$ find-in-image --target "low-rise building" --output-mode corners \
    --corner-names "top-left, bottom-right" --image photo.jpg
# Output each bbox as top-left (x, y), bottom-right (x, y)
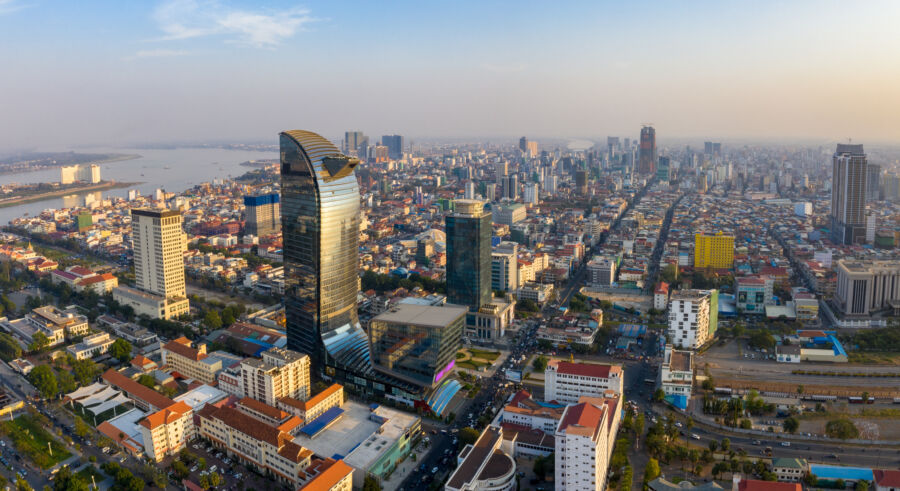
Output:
top-left (874, 469), bottom-right (900, 491)
top-left (500, 390), bottom-right (565, 433)
top-left (446, 426), bottom-right (516, 491)
top-left (515, 282), bottom-right (554, 305)
top-left (659, 344), bottom-right (693, 404)
top-left (771, 458), bottom-right (807, 483)
top-left (161, 337), bottom-right (241, 384)
top-left (544, 360), bottom-right (624, 404)
top-left (67, 332), bottom-right (115, 360)
top-left (298, 458), bottom-right (354, 491)
top-left (277, 384), bottom-right (344, 424)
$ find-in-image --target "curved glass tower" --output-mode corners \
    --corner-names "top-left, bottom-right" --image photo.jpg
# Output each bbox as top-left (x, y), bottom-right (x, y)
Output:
top-left (280, 130), bottom-right (370, 374)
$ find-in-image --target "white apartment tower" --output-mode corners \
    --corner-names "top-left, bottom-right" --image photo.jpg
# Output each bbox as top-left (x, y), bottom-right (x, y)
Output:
top-left (240, 347), bottom-right (311, 406)
top-left (667, 289), bottom-right (716, 349)
top-left (491, 241), bottom-right (519, 292)
top-left (555, 395), bottom-right (621, 491)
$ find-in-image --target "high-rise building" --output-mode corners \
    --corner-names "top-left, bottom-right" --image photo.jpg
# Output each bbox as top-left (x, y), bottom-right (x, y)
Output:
top-left (501, 174), bottom-right (518, 200)
top-left (575, 169), bottom-right (588, 195)
top-left (834, 260), bottom-right (900, 317)
top-left (464, 181), bottom-right (476, 199)
top-left (607, 136), bottom-right (619, 160)
top-left (60, 164), bottom-right (101, 184)
top-left (866, 164), bottom-right (882, 202)
top-left (380, 134), bottom-right (404, 160)
top-left (343, 131), bottom-right (368, 157)
top-left (638, 126), bottom-right (657, 175)
top-left (523, 182), bottom-right (539, 205)
top-left (244, 193), bottom-right (281, 236)
top-left (368, 304), bottom-right (466, 389)
top-left (667, 289), bottom-right (718, 349)
top-left (491, 241), bottom-right (519, 292)
top-left (113, 208), bottom-right (189, 320)
top-left (484, 183), bottom-right (497, 201)
top-left (555, 395), bottom-right (622, 491)
top-left (831, 144), bottom-right (868, 245)
top-left (446, 199), bottom-right (492, 312)
top-left (519, 136), bottom-right (528, 153)
top-left (240, 347), bottom-right (311, 406)
top-left (526, 140), bottom-right (538, 158)
top-left (693, 232), bottom-right (735, 269)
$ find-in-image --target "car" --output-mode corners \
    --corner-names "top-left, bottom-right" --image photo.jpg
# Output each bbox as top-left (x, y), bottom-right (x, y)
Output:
top-left (781, 442), bottom-right (791, 447)
top-left (191, 466), bottom-right (199, 472)
top-left (234, 473), bottom-right (242, 479)
top-left (210, 465), bottom-right (217, 472)
top-left (690, 433), bottom-right (701, 440)
top-left (431, 467), bottom-right (439, 474)
top-left (675, 422), bottom-right (683, 428)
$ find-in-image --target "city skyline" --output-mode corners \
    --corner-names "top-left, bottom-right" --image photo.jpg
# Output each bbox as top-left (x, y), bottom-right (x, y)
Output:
top-left (3, 1), bottom-right (900, 149)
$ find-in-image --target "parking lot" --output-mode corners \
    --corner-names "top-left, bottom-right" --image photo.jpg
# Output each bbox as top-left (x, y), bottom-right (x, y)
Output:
top-left (165, 439), bottom-right (280, 491)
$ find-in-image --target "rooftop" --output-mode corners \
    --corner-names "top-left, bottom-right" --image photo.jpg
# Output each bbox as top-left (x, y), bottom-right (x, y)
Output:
top-left (548, 360), bottom-right (621, 379)
top-left (298, 459), bottom-right (353, 491)
top-left (371, 303), bottom-right (467, 328)
top-left (102, 368), bottom-right (175, 410)
top-left (446, 427), bottom-right (503, 489)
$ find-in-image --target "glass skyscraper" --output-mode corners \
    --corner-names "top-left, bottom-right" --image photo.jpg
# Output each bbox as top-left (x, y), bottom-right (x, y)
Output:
top-left (281, 130), bottom-right (418, 397)
top-left (445, 199), bottom-right (492, 312)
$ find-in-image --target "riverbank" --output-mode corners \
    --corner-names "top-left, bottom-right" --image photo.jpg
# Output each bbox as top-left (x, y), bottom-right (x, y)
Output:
top-left (0, 153), bottom-right (141, 177)
top-left (0, 180), bottom-right (141, 208)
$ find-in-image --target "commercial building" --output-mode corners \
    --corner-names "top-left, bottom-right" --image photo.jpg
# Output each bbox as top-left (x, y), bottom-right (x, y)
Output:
top-left (7, 305), bottom-right (90, 347)
top-left (554, 395), bottom-right (621, 491)
top-left (544, 361), bottom-right (624, 404)
top-left (244, 193), bottom-right (281, 236)
top-left (575, 170), bottom-right (588, 195)
top-left (67, 332), bottom-right (115, 360)
top-left (638, 126), bottom-right (657, 175)
top-left (113, 208), bottom-right (189, 320)
top-left (277, 383), bottom-right (344, 424)
top-left (658, 344), bottom-right (693, 407)
top-left (830, 144), bottom-right (868, 245)
top-left (198, 404), bottom-right (313, 488)
top-left (241, 347), bottom-right (311, 406)
top-left (446, 426), bottom-right (516, 491)
top-left (834, 260), bottom-right (900, 317)
top-left (368, 304), bottom-right (466, 389)
top-left (668, 289), bottom-right (718, 349)
top-left (693, 232), bottom-right (734, 269)
top-left (515, 282), bottom-right (554, 305)
top-left (298, 459), bottom-right (354, 491)
top-left (492, 203), bottom-right (526, 226)
top-left (588, 256), bottom-right (616, 286)
top-left (500, 390), bottom-right (565, 433)
top-left (161, 337), bottom-right (241, 384)
top-left (735, 276), bottom-right (773, 314)
top-left (281, 130), bottom-right (417, 398)
top-left (343, 131), bottom-right (367, 157)
top-left (139, 401), bottom-right (195, 462)
top-left (771, 458), bottom-right (808, 483)
top-left (380, 134), bottom-right (404, 160)
top-left (447, 199), bottom-right (493, 312)
top-left (491, 242), bottom-right (519, 292)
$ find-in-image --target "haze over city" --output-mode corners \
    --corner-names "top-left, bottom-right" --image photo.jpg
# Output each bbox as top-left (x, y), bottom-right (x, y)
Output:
top-left (3, 0), bottom-right (900, 149)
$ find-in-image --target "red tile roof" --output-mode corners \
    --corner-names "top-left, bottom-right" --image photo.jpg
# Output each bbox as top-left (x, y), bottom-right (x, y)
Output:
top-left (140, 401), bottom-right (192, 430)
top-left (101, 368), bottom-right (174, 411)
top-left (875, 470), bottom-right (900, 487)
top-left (238, 397), bottom-right (290, 421)
top-left (299, 459), bottom-right (353, 491)
top-left (737, 480), bottom-right (801, 491)
top-left (552, 361), bottom-right (616, 378)
top-left (558, 401), bottom-right (606, 434)
top-left (163, 337), bottom-right (206, 361)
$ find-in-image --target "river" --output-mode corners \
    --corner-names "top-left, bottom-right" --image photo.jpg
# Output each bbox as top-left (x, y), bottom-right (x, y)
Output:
top-left (0, 147), bottom-right (277, 224)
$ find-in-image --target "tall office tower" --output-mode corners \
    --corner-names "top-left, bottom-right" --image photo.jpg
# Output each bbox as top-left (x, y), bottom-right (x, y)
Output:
top-left (624, 138), bottom-right (630, 149)
top-left (446, 199), bottom-right (492, 312)
top-left (380, 134), bottom-right (404, 160)
top-left (503, 175), bottom-right (518, 200)
top-left (243, 193), bottom-right (281, 236)
top-left (495, 161), bottom-right (508, 183)
top-left (866, 164), bottom-right (882, 202)
top-left (485, 183), bottom-right (497, 201)
top-left (830, 144), bottom-right (868, 245)
top-left (657, 156), bottom-right (670, 182)
top-left (884, 173), bottom-right (900, 201)
top-left (464, 181), bottom-right (476, 199)
top-left (113, 208), bottom-right (189, 319)
top-left (519, 136), bottom-right (528, 153)
top-left (546, 175), bottom-right (558, 195)
top-left (525, 141), bottom-right (538, 158)
top-left (523, 183), bottom-right (539, 205)
top-left (607, 136), bottom-right (619, 160)
top-left (575, 170), bottom-right (588, 195)
top-left (638, 125), bottom-right (657, 175)
top-left (343, 131), bottom-right (368, 157)
top-left (281, 130), bottom-right (417, 397)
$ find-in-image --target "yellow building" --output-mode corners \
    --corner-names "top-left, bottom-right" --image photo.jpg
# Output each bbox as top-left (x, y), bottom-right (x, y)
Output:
top-left (139, 401), bottom-right (195, 462)
top-left (694, 232), bottom-right (734, 269)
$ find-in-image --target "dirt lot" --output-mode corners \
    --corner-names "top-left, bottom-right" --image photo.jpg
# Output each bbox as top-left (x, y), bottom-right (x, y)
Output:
top-left (580, 290), bottom-right (653, 312)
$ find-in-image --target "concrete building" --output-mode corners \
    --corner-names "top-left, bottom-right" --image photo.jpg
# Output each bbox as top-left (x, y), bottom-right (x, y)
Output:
top-left (298, 459), bottom-right (354, 491)
top-left (241, 347), bottom-right (311, 406)
top-left (554, 395), bottom-right (621, 491)
top-left (277, 383), bottom-right (344, 424)
top-left (161, 337), bottom-right (241, 384)
top-left (515, 282), bottom-right (554, 305)
top-left (492, 203), bottom-right (526, 226)
top-left (544, 361), bottom-right (624, 404)
top-left (22, 305), bottom-right (89, 346)
top-left (244, 193), bottom-right (281, 237)
top-left (693, 232), bottom-right (734, 269)
top-left (446, 426), bottom-right (516, 491)
top-left (114, 208), bottom-right (189, 320)
top-left (834, 260), bottom-right (900, 317)
top-left (139, 401), bottom-right (195, 462)
top-left (658, 344), bottom-right (693, 400)
top-left (771, 458), bottom-right (808, 483)
top-left (491, 242), bottom-right (519, 292)
top-left (500, 390), bottom-right (565, 433)
top-left (667, 289), bottom-right (718, 349)
top-left (588, 256), bottom-right (616, 287)
top-left (736, 276), bottom-right (774, 314)
top-left (874, 469), bottom-right (900, 491)
top-left (638, 125), bottom-right (657, 175)
top-left (831, 144), bottom-right (868, 245)
top-left (67, 332), bottom-right (115, 360)
top-left (653, 282), bottom-right (670, 310)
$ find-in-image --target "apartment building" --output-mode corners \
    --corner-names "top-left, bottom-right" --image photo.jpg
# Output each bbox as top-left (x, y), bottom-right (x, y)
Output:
top-left (241, 347), bottom-right (311, 406)
top-left (139, 401), bottom-right (195, 462)
top-left (588, 256), bottom-right (617, 286)
top-left (277, 384), bottom-right (344, 424)
top-left (693, 232), bottom-right (734, 269)
top-left (66, 332), bottom-right (115, 360)
top-left (667, 289), bottom-right (718, 349)
top-left (298, 459), bottom-right (354, 491)
top-left (501, 390), bottom-right (565, 433)
top-left (544, 361), bottom-right (624, 405)
top-left (659, 344), bottom-right (693, 401)
top-left (491, 242), bottom-right (519, 292)
top-left (198, 404), bottom-right (313, 488)
top-left (555, 395), bottom-right (621, 491)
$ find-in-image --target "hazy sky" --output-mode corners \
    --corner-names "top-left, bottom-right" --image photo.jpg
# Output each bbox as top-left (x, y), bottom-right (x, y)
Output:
top-left (2, 0), bottom-right (900, 150)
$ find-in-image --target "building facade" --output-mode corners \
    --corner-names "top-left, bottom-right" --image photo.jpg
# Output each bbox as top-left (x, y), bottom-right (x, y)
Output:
top-left (544, 361), bottom-right (624, 404)
top-left (445, 426), bottom-right (516, 491)
top-left (446, 199), bottom-right (493, 313)
top-left (241, 347), bottom-right (311, 406)
top-left (693, 232), bottom-right (734, 269)
top-left (834, 260), bottom-right (900, 316)
top-left (668, 289), bottom-right (718, 349)
top-left (831, 144), bottom-right (868, 245)
top-left (638, 126), bottom-right (657, 175)
top-left (491, 242), bottom-right (519, 292)
top-left (555, 395), bottom-right (621, 491)
top-left (139, 401), bottom-right (195, 462)
top-left (659, 344), bottom-right (693, 399)
top-left (244, 193), bottom-right (281, 237)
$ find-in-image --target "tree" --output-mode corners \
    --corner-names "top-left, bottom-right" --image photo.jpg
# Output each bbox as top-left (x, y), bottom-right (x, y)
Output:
top-left (29, 331), bottom-right (50, 353)
top-left (52, 466), bottom-right (89, 491)
top-left (825, 418), bottom-right (859, 440)
top-left (797, 384), bottom-right (804, 396)
top-left (748, 329), bottom-right (775, 350)
top-left (108, 338), bottom-right (133, 363)
top-left (855, 481), bottom-right (869, 491)
top-left (783, 417), bottom-right (799, 434)
top-left (533, 453), bottom-right (554, 480)
top-left (537, 339), bottom-right (553, 351)
top-left (459, 427), bottom-right (479, 449)
top-left (0, 332), bottom-right (22, 362)
top-left (708, 440), bottom-right (718, 452)
top-left (28, 364), bottom-right (58, 398)
top-left (197, 457), bottom-right (206, 470)
top-left (171, 461), bottom-right (189, 480)
top-left (137, 374), bottom-right (156, 389)
top-left (532, 355), bottom-right (548, 371)
top-left (207, 472), bottom-right (222, 488)
top-left (73, 416), bottom-right (91, 438)
top-left (15, 477), bottom-right (33, 491)
top-left (621, 464), bottom-right (633, 490)
top-left (57, 370), bottom-right (78, 393)
top-left (362, 474), bottom-right (381, 491)
top-left (721, 437), bottom-right (730, 452)
top-left (652, 388), bottom-right (665, 403)
top-left (203, 310), bottom-right (222, 330)
top-left (642, 458), bottom-right (661, 487)
top-left (740, 419), bottom-right (752, 429)
top-left (72, 359), bottom-right (99, 386)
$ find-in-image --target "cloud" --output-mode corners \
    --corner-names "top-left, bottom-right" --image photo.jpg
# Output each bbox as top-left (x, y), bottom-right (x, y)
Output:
top-left (0, 0), bottom-right (26, 15)
top-left (124, 49), bottom-right (189, 61)
top-left (152, 0), bottom-right (315, 48)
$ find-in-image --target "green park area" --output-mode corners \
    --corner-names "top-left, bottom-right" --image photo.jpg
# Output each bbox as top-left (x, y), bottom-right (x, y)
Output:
top-left (77, 465), bottom-right (107, 485)
top-left (2, 414), bottom-right (71, 469)
top-left (456, 348), bottom-right (501, 371)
